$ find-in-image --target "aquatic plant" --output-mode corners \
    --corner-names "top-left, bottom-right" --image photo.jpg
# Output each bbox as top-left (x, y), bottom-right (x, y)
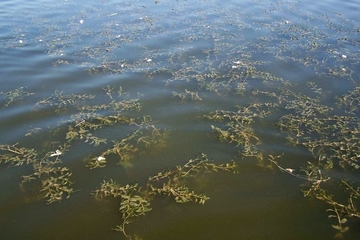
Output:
top-left (0, 85), bottom-right (168, 204)
top-left (172, 89), bottom-right (202, 101)
top-left (1, 0), bottom-right (360, 238)
top-left (148, 153), bottom-right (238, 204)
top-left (205, 101), bottom-right (275, 161)
top-left (203, 77), bottom-right (360, 237)
top-left (92, 154), bottom-right (238, 239)
top-left (0, 87), bottom-right (34, 107)
top-left (0, 143), bottom-right (74, 204)
top-left (86, 117), bottom-right (169, 169)
top-left (93, 180), bottom-right (151, 239)
top-left (269, 85), bottom-right (360, 236)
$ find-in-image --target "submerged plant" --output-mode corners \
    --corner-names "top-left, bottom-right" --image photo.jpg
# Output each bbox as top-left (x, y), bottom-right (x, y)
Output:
top-left (204, 78), bottom-right (360, 236)
top-left (0, 143), bottom-right (38, 166)
top-left (86, 118), bottom-right (169, 169)
top-left (93, 180), bottom-right (151, 239)
top-left (172, 89), bottom-right (202, 101)
top-left (206, 102), bottom-right (274, 159)
top-left (0, 144), bottom-right (74, 204)
top-left (272, 85), bottom-right (360, 235)
top-left (36, 90), bottom-right (95, 109)
top-left (1, 0), bottom-right (360, 237)
top-left (0, 87), bottom-right (34, 107)
top-left (92, 154), bottom-right (238, 239)
top-left (148, 153), bottom-right (237, 204)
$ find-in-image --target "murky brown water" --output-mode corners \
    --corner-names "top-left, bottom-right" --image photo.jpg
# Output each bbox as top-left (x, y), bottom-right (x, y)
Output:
top-left (1, 0), bottom-right (360, 239)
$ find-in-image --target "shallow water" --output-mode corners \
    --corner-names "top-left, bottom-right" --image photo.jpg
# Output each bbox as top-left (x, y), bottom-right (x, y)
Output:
top-left (1, 0), bottom-right (360, 239)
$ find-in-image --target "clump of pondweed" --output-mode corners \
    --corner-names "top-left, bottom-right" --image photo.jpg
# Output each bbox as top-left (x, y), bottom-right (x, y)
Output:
top-left (205, 102), bottom-right (276, 160)
top-left (272, 84), bottom-right (360, 235)
top-left (206, 81), bottom-right (360, 235)
top-left (41, 87), bottom-right (169, 170)
top-left (36, 90), bottom-right (95, 109)
top-left (0, 87), bottom-right (34, 107)
top-left (147, 153), bottom-right (238, 204)
top-left (337, 85), bottom-right (360, 114)
top-left (0, 143), bottom-right (74, 204)
top-left (277, 85), bottom-right (360, 170)
top-left (172, 89), bottom-right (202, 101)
top-left (93, 180), bottom-right (151, 239)
top-left (92, 154), bottom-right (238, 239)
top-left (0, 85), bottom-right (169, 205)
top-left (302, 179), bottom-right (360, 236)
top-left (86, 116), bottom-right (169, 169)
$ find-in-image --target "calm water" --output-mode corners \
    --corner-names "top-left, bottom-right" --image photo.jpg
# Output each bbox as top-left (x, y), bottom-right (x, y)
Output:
top-left (1, 0), bottom-right (360, 239)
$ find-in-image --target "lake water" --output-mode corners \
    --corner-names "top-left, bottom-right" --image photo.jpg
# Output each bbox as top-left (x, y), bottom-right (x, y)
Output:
top-left (1, 0), bottom-right (360, 239)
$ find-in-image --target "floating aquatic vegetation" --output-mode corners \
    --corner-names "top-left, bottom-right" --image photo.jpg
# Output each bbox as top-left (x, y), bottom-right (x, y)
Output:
top-left (136, 123), bottom-right (169, 151)
top-left (267, 84), bottom-right (360, 235)
top-left (204, 74), bottom-right (360, 235)
top-left (55, 89), bottom-right (141, 149)
top-left (36, 90), bottom-right (95, 107)
top-left (93, 154), bottom-right (238, 239)
top-left (0, 144), bottom-right (38, 166)
top-left (337, 86), bottom-right (360, 114)
top-left (278, 87), bottom-right (360, 171)
top-left (0, 143), bottom-right (74, 204)
top-left (1, 0), bottom-right (360, 238)
top-left (86, 116), bottom-right (169, 169)
top-left (0, 87), bottom-right (34, 107)
top-left (147, 153), bottom-right (238, 204)
top-left (205, 101), bottom-right (277, 158)
top-left (93, 180), bottom-right (151, 239)
top-left (66, 123), bottom-right (108, 147)
top-left (86, 130), bottom-right (140, 169)
top-left (0, 85), bottom-right (167, 203)
top-left (172, 89), bottom-right (202, 101)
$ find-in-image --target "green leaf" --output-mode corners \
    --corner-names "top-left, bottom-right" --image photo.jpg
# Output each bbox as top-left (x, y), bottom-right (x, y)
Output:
top-left (339, 218), bottom-right (347, 224)
top-left (331, 225), bottom-right (341, 230)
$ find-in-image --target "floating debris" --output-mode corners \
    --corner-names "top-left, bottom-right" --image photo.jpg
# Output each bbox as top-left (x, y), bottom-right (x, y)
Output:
top-left (50, 150), bottom-right (62, 157)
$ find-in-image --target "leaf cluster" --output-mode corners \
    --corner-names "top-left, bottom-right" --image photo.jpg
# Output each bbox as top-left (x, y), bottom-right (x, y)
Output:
top-left (148, 154), bottom-right (238, 203)
top-left (0, 144), bottom-right (38, 166)
top-left (0, 87), bottom-right (34, 107)
top-left (93, 154), bottom-right (238, 239)
top-left (0, 144), bottom-right (74, 204)
top-left (93, 180), bottom-right (151, 239)
top-left (36, 90), bottom-right (95, 109)
top-left (86, 121), bottom-right (168, 169)
top-left (269, 85), bottom-right (360, 233)
top-left (206, 103), bottom-right (269, 156)
top-left (172, 89), bottom-right (202, 101)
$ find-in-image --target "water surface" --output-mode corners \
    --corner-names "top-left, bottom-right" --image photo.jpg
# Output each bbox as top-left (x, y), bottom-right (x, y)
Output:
top-left (1, 0), bottom-right (360, 239)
